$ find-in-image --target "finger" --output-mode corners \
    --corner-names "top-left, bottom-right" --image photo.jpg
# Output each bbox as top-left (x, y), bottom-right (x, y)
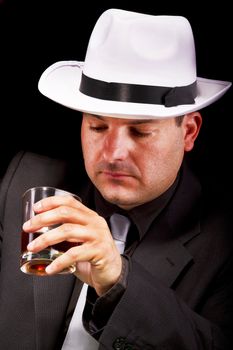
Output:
top-left (33, 195), bottom-right (93, 215)
top-left (45, 245), bottom-right (99, 275)
top-left (23, 204), bottom-right (95, 232)
top-left (26, 223), bottom-right (89, 252)
top-left (45, 246), bottom-right (80, 275)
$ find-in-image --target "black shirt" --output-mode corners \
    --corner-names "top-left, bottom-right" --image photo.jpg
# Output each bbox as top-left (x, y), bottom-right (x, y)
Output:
top-left (83, 173), bottom-right (180, 337)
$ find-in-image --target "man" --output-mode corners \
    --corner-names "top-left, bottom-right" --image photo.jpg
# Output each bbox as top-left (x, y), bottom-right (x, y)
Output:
top-left (0, 9), bottom-right (232, 350)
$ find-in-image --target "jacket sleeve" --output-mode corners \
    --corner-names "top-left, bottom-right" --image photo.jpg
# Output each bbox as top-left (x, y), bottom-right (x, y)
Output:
top-left (94, 256), bottom-right (233, 350)
top-left (0, 151), bottom-right (25, 271)
top-left (0, 223), bottom-right (2, 269)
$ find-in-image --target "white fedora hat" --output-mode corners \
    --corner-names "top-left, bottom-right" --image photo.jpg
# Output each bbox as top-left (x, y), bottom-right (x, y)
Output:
top-left (38, 9), bottom-right (231, 119)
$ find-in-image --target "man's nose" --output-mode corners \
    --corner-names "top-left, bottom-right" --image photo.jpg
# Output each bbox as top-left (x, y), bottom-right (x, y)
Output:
top-left (103, 129), bottom-right (130, 161)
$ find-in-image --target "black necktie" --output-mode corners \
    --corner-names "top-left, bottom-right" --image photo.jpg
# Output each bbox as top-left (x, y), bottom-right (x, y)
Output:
top-left (109, 213), bottom-right (131, 254)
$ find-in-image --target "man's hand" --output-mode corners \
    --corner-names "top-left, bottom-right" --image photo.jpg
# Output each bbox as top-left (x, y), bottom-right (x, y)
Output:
top-left (23, 195), bottom-right (122, 296)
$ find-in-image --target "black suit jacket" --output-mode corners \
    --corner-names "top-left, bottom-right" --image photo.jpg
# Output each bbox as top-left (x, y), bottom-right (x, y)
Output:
top-left (0, 151), bottom-right (232, 350)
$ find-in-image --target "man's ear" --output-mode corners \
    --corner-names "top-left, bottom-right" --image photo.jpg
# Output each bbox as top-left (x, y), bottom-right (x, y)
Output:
top-left (183, 112), bottom-right (202, 152)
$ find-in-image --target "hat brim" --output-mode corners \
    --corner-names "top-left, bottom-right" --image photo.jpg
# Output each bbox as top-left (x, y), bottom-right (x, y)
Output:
top-left (38, 61), bottom-right (231, 119)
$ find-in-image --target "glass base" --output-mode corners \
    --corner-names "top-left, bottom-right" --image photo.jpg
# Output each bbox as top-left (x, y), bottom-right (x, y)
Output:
top-left (20, 250), bottom-right (76, 276)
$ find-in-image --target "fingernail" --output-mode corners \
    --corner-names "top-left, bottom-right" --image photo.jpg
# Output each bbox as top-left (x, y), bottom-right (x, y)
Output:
top-left (27, 241), bottom-right (34, 250)
top-left (23, 220), bottom-right (31, 230)
top-left (46, 264), bottom-right (54, 274)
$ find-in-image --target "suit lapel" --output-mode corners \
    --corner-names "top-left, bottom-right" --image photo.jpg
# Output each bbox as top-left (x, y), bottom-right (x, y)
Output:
top-left (133, 214), bottom-right (200, 287)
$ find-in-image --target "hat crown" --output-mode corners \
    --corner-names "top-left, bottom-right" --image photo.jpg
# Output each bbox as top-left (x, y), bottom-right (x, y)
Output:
top-left (38, 8), bottom-right (231, 119)
top-left (84, 9), bottom-right (196, 87)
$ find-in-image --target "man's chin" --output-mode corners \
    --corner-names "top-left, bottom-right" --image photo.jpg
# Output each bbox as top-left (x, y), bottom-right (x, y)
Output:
top-left (95, 181), bottom-right (140, 208)
top-left (100, 192), bottom-right (138, 210)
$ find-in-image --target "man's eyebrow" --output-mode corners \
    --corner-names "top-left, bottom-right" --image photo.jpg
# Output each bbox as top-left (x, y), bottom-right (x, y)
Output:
top-left (88, 114), bottom-right (104, 120)
top-left (129, 120), bottom-right (155, 125)
top-left (86, 114), bottom-right (156, 125)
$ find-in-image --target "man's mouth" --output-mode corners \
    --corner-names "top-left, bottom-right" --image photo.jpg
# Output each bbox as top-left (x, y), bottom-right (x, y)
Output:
top-left (101, 171), bottom-right (133, 179)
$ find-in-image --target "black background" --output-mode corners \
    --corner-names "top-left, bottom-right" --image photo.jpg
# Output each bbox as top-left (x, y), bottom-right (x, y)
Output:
top-left (0, 0), bottom-right (232, 200)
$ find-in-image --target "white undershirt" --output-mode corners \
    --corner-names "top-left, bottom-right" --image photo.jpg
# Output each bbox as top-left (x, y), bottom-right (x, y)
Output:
top-left (61, 283), bottom-right (99, 349)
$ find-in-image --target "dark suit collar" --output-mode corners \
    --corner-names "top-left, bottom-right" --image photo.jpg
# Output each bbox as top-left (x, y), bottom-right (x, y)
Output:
top-left (165, 160), bottom-right (201, 244)
top-left (132, 162), bottom-right (201, 287)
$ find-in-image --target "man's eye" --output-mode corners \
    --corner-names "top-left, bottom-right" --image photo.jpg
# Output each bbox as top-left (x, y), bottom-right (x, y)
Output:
top-left (130, 128), bottom-right (151, 138)
top-left (89, 125), bottom-right (107, 132)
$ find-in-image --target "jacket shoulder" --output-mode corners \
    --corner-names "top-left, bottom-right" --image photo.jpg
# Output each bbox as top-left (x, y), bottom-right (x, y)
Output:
top-left (0, 151), bottom-right (68, 222)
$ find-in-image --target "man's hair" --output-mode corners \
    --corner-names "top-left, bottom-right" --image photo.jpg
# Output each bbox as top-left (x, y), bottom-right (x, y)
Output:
top-left (175, 115), bottom-right (184, 126)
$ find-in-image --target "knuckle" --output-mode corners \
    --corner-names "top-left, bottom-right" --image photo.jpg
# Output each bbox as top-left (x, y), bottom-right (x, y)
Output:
top-left (58, 205), bottom-right (69, 218)
top-left (40, 232), bottom-right (49, 244)
top-left (98, 215), bottom-right (108, 227)
top-left (66, 248), bottom-right (77, 260)
top-left (62, 223), bottom-right (74, 233)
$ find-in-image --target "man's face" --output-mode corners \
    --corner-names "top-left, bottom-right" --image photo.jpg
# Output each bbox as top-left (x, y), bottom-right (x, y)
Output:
top-left (81, 113), bottom-right (197, 210)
